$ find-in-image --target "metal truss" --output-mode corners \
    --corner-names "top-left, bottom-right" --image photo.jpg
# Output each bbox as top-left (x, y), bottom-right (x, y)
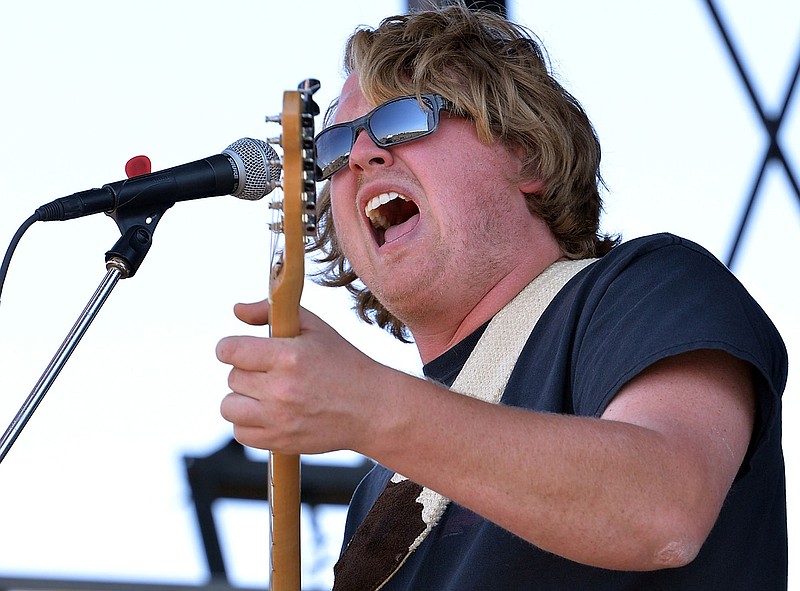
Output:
top-left (703, 0), bottom-right (799, 267)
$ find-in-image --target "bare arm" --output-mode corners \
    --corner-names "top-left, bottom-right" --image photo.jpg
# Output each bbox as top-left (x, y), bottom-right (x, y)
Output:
top-left (365, 348), bottom-right (754, 570)
top-left (217, 303), bottom-right (755, 571)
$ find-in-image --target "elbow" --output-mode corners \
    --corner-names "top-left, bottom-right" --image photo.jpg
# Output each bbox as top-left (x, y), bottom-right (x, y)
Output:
top-left (638, 474), bottom-right (722, 570)
top-left (646, 510), bottom-right (712, 570)
top-left (651, 537), bottom-right (703, 569)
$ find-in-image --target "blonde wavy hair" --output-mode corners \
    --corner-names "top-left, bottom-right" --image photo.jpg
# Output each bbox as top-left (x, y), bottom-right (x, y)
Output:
top-left (311, 3), bottom-right (617, 341)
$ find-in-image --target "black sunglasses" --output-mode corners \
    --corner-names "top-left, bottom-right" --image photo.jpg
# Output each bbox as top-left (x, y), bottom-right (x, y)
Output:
top-left (314, 93), bottom-right (452, 181)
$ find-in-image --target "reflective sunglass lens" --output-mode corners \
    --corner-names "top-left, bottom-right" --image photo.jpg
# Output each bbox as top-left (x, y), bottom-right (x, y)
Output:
top-left (369, 98), bottom-right (432, 145)
top-left (316, 126), bottom-right (353, 180)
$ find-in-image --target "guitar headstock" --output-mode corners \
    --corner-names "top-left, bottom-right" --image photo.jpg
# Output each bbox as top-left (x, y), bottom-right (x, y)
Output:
top-left (266, 79), bottom-right (320, 338)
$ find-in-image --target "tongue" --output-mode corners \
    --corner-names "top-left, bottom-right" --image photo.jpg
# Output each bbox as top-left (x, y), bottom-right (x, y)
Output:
top-left (383, 213), bottom-right (420, 244)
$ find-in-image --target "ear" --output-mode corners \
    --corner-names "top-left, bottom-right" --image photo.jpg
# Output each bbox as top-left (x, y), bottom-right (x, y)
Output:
top-left (519, 177), bottom-right (545, 195)
top-left (510, 143), bottom-right (545, 195)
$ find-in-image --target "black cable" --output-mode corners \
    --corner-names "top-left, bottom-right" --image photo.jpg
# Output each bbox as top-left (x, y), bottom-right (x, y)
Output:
top-left (0, 212), bottom-right (40, 306)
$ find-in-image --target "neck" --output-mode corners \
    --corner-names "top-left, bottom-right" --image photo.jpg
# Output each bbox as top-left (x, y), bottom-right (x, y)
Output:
top-left (410, 252), bottom-right (563, 364)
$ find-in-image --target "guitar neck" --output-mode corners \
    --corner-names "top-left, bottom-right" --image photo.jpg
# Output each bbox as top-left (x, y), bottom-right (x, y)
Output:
top-left (267, 80), bottom-right (319, 591)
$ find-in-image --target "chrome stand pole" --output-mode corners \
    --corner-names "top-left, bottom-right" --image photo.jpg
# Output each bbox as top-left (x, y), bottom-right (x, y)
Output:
top-left (0, 258), bottom-right (130, 464)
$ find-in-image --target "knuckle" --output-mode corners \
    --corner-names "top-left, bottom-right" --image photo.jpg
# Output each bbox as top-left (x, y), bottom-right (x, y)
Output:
top-left (278, 343), bottom-right (303, 371)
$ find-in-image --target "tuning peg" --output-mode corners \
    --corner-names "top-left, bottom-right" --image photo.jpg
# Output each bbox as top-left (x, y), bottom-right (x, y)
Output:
top-left (298, 78), bottom-right (321, 94)
top-left (303, 214), bottom-right (317, 235)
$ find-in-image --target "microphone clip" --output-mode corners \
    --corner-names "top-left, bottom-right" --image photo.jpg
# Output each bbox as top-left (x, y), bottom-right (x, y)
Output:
top-left (104, 202), bottom-right (172, 278)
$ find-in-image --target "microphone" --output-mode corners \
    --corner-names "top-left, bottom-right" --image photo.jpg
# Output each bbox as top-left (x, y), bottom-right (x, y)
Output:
top-left (35, 138), bottom-right (281, 222)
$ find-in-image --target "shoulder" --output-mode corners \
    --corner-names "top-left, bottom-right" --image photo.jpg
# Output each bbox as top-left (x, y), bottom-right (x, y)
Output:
top-left (572, 233), bottom-right (771, 329)
top-left (551, 233), bottom-right (787, 412)
top-left (588, 232), bottom-right (727, 279)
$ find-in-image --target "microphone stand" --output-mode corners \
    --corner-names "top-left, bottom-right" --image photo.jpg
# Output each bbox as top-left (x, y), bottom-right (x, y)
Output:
top-left (0, 204), bottom-right (170, 464)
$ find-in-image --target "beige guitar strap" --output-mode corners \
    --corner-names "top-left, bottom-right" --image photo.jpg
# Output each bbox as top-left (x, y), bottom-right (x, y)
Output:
top-left (333, 258), bottom-right (597, 591)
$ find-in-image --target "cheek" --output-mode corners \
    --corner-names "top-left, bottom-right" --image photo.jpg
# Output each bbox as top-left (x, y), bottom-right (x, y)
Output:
top-left (329, 182), bottom-right (364, 258)
top-left (329, 179), bottom-right (354, 229)
top-left (416, 124), bottom-right (518, 190)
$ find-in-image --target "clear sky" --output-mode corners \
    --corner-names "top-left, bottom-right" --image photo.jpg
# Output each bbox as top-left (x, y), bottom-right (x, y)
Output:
top-left (0, 1), bottom-right (797, 589)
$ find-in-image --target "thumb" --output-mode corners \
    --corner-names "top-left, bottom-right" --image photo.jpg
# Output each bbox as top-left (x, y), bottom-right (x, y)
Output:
top-left (233, 298), bottom-right (270, 326)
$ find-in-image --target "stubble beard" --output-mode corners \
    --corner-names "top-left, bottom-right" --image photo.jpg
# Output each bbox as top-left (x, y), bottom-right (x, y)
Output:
top-left (367, 251), bottom-right (450, 332)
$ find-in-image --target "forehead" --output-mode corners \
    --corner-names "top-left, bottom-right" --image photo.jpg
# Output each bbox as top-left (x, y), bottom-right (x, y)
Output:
top-left (333, 74), bottom-right (377, 124)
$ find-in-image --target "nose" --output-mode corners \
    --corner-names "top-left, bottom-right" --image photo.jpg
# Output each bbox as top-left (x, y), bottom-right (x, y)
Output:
top-left (347, 127), bottom-right (394, 175)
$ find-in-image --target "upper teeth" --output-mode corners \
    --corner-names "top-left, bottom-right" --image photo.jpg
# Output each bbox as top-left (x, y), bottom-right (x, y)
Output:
top-left (365, 191), bottom-right (409, 229)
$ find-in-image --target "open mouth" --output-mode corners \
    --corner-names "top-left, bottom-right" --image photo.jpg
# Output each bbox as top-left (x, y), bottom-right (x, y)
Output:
top-left (365, 191), bottom-right (420, 246)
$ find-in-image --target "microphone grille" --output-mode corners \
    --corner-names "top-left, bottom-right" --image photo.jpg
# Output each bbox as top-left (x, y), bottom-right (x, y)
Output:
top-left (224, 138), bottom-right (281, 201)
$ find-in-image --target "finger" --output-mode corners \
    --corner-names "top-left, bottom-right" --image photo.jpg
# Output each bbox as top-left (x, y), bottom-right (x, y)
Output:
top-left (234, 299), bottom-right (270, 326)
top-left (225, 366), bottom-right (266, 400)
top-left (216, 335), bottom-right (283, 371)
top-left (220, 392), bottom-right (295, 452)
top-left (220, 390), bottom-right (264, 426)
top-left (231, 425), bottom-right (271, 451)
